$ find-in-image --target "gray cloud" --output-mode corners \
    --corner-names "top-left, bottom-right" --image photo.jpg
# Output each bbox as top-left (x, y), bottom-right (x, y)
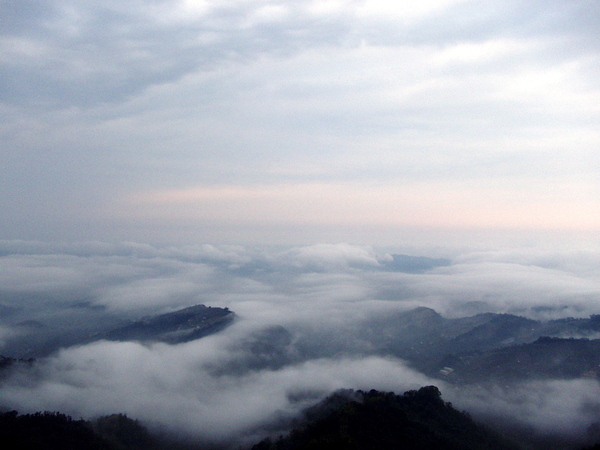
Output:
top-left (1, 1), bottom-right (598, 243)
top-left (0, 0), bottom-right (358, 108)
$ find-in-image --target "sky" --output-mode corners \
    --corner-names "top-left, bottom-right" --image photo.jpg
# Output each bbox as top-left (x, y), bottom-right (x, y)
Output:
top-left (1, 0), bottom-right (599, 248)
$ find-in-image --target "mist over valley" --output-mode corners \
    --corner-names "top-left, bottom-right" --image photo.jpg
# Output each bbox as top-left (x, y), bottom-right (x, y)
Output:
top-left (0, 241), bottom-right (599, 448)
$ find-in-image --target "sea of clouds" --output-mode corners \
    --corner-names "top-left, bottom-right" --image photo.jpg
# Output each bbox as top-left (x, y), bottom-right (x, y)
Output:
top-left (0, 240), bottom-right (599, 446)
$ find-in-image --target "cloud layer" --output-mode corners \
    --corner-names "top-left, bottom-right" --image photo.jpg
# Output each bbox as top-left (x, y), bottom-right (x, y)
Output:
top-left (1, 241), bottom-right (600, 445)
top-left (1, 0), bottom-right (599, 244)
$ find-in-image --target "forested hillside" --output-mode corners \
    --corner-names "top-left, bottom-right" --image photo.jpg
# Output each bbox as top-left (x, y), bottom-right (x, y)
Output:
top-left (252, 387), bottom-right (518, 450)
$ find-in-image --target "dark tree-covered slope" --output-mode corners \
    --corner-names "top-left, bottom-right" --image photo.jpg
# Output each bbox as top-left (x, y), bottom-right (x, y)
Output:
top-left (0, 410), bottom-right (161, 450)
top-left (0, 410), bottom-right (112, 450)
top-left (252, 386), bottom-right (518, 450)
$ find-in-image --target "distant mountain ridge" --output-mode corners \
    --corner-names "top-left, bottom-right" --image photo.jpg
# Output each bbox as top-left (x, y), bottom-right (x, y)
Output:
top-left (0, 304), bottom-right (235, 359)
top-left (102, 304), bottom-right (234, 344)
top-left (359, 307), bottom-right (600, 383)
top-left (438, 337), bottom-right (600, 384)
top-left (4, 303), bottom-right (600, 387)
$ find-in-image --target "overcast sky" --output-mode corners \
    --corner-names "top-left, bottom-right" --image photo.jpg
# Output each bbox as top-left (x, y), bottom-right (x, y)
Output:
top-left (1, 0), bottom-right (599, 247)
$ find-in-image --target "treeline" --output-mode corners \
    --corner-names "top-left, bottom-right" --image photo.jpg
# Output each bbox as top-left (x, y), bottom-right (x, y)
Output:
top-left (0, 411), bottom-right (153, 450)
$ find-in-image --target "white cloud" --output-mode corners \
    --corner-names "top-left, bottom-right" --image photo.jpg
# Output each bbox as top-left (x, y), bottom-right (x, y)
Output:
top-left (357, 0), bottom-right (469, 20)
top-left (0, 339), bottom-right (435, 442)
top-left (450, 379), bottom-right (600, 437)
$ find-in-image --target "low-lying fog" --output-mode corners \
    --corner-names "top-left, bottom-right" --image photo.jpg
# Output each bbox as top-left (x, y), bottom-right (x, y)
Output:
top-left (0, 241), bottom-right (599, 446)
